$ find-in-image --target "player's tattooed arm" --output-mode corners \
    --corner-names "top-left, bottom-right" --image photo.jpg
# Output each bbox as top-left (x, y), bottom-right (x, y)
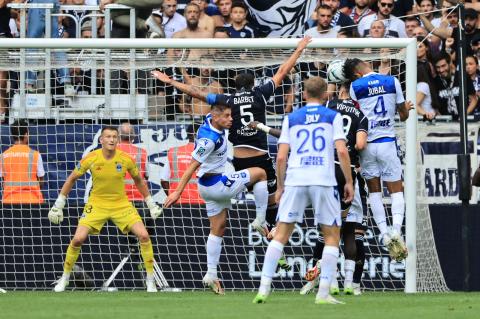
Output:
top-left (151, 70), bottom-right (209, 102)
top-left (248, 121), bottom-right (281, 138)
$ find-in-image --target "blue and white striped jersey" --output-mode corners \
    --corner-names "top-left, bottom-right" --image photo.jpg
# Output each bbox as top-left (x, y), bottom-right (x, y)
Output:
top-left (191, 114), bottom-right (228, 177)
top-left (278, 104), bottom-right (345, 186)
top-left (349, 72), bottom-right (404, 142)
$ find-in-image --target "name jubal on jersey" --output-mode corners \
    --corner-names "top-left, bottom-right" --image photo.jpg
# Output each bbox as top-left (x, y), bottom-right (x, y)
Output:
top-left (349, 72), bottom-right (404, 142)
top-left (278, 104), bottom-right (346, 186)
top-left (191, 114), bottom-right (228, 177)
top-left (206, 79), bottom-right (275, 152)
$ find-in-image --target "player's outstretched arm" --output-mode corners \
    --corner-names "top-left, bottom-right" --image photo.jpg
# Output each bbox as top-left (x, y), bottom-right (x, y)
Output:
top-left (163, 159), bottom-right (201, 208)
top-left (397, 101), bottom-right (414, 122)
top-left (248, 121), bottom-right (281, 138)
top-left (335, 140), bottom-right (354, 203)
top-left (151, 70), bottom-right (209, 102)
top-left (271, 36), bottom-right (312, 87)
top-left (48, 171), bottom-right (81, 224)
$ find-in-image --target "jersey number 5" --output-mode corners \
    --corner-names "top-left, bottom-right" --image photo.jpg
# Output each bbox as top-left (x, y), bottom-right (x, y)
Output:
top-left (240, 104), bottom-right (254, 126)
top-left (374, 96), bottom-right (387, 116)
top-left (296, 127), bottom-right (325, 154)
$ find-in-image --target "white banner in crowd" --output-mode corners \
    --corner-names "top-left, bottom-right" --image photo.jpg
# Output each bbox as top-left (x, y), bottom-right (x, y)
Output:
top-left (418, 123), bottom-right (480, 204)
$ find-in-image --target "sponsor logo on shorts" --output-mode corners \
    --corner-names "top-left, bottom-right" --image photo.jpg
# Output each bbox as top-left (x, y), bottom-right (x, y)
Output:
top-left (267, 179), bottom-right (276, 187)
top-left (288, 211), bottom-right (299, 218)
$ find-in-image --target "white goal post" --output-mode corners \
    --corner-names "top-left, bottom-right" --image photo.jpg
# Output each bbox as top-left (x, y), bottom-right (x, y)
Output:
top-left (0, 37), bottom-right (436, 293)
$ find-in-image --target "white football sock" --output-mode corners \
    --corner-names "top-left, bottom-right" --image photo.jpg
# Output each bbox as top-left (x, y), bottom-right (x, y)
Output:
top-left (206, 234), bottom-right (223, 279)
top-left (391, 192), bottom-right (405, 234)
top-left (258, 240), bottom-right (284, 294)
top-left (369, 192), bottom-right (388, 235)
top-left (253, 180), bottom-right (268, 223)
top-left (317, 245), bottom-right (339, 299)
top-left (344, 259), bottom-right (355, 287)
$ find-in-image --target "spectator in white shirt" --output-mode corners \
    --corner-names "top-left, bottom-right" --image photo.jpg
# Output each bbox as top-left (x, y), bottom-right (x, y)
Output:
top-left (358, 0), bottom-right (407, 38)
top-left (154, 0), bottom-right (187, 38)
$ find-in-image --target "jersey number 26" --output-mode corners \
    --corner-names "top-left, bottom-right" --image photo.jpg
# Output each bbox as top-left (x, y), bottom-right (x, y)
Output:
top-left (296, 127), bottom-right (325, 154)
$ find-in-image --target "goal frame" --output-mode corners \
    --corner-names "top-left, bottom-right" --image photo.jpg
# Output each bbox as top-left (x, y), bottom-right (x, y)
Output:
top-left (0, 37), bottom-right (418, 293)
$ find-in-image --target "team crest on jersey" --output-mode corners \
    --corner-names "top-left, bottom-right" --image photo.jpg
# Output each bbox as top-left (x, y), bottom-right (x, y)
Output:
top-left (116, 163), bottom-right (122, 172)
top-left (196, 147), bottom-right (206, 157)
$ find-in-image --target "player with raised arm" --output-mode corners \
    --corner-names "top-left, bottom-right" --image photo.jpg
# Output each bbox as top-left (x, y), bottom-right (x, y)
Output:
top-left (252, 77), bottom-right (354, 305)
top-left (343, 58), bottom-right (414, 262)
top-left (154, 36), bottom-right (311, 240)
top-left (48, 126), bottom-right (163, 293)
top-left (162, 103), bottom-right (268, 295)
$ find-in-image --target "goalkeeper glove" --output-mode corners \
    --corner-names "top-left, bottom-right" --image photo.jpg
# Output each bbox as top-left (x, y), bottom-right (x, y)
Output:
top-left (48, 194), bottom-right (66, 224)
top-left (145, 196), bottom-right (162, 219)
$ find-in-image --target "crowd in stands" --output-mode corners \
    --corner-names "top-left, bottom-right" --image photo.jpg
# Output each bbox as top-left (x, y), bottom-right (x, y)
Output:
top-left (1, 0), bottom-right (480, 122)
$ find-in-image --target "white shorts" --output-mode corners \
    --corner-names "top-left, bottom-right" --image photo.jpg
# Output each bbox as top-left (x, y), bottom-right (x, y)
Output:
top-left (359, 140), bottom-right (402, 182)
top-left (346, 180), bottom-right (364, 224)
top-left (198, 169), bottom-right (250, 217)
top-left (277, 185), bottom-right (341, 226)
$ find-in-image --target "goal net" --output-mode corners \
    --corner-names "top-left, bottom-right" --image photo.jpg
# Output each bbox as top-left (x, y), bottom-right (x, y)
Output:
top-left (0, 38), bottom-right (448, 292)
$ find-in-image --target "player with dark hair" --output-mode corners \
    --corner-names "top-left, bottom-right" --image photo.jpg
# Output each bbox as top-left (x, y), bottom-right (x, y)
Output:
top-left (162, 103), bottom-right (268, 294)
top-left (343, 58), bottom-right (413, 261)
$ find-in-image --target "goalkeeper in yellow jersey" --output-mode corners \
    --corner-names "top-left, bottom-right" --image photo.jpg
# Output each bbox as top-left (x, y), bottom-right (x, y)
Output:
top-left (48, 126), bottom-right (163, 292)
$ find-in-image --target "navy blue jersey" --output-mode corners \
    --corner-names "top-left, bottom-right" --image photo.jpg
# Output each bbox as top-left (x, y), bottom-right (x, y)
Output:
top-left (206, 79), bottom-right (276, 152)
top-left (226, 24), bottom-right (257, 38)
top-left (327, 98), bottom-right (368, 166)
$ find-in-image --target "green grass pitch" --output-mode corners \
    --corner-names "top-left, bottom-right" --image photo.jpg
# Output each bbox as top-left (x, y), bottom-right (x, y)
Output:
top-left (2, 291), bottom-right (479, 319)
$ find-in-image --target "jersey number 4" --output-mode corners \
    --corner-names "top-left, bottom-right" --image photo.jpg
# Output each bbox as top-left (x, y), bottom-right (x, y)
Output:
top-left (240, 104), bottom-right (254, 126)
top-left (373, 96), bottom-right (387, 116)
top-left (296, 127), bottom-right (325, 154)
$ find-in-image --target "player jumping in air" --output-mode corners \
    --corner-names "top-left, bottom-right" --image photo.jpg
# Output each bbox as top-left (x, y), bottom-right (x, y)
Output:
top-left (162, 103), bottom-right (268, 295)
top-left (48, 126), bottom-right (163, 292)
top-left (343, 58), bottom-right (414, 262)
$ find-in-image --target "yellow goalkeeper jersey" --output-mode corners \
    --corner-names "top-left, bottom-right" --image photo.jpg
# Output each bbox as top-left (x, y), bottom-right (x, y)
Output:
top-left (74, 149), bottom-right (140, 208)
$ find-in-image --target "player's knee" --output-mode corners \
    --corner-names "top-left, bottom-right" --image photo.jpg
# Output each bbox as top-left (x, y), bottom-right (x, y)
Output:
top-left (137, 231), bottom-right (150, 243)
top-left (387, 181), bottom-right (403, 193)
top-left (323, 229), bottom-right (340, 246)
top-left (344, 242), bottom-right (356, 260)
top-left (250, 167), bottom-right (266, 181)
top-left (211, 223), bottom-right (226, 237)
top-left (71, 236), bottom-right (86, 247)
